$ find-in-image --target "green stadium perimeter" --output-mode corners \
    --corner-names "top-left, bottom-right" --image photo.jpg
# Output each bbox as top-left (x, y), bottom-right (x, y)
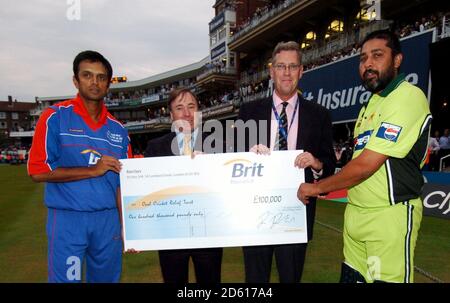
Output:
top-left (0, 165), bottom-right (447, 283)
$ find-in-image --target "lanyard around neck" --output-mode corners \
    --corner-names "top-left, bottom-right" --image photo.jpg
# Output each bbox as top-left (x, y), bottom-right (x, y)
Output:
top-left (272, 98), bottom-right (299, 142)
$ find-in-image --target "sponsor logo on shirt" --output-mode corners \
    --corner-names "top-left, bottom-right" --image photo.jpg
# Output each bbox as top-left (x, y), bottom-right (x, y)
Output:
top-left (107, 131), bottom-right (123, 144)
top-left (69, 128), bottom-right (84, 133)
top-left (376, 122), bottom-right (402, 142)
top-left (81, 149), bottom-right (101, 165)
top-left (354, 130), bottom-right (373, 151)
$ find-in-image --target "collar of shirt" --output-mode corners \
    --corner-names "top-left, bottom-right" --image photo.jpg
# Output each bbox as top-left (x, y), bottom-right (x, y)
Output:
top-left (72, 94), bottom-right (108, 130)
top-left (270, 92), bottom-right (299, 151)
top-left (175, 128), bottom-right (199, 155)
top-left (272, 91), bottom-right (298, 111)
top-left (378, 73), bottom-right (406, 97)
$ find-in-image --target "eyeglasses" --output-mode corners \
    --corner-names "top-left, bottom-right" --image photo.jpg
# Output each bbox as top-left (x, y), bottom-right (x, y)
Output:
top-left (273, 64), bottom-right (301, 72)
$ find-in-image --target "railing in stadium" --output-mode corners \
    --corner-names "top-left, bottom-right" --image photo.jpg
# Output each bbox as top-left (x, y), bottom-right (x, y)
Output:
top-left (124, 116), bottom-right (171, 129)
top-left (302, 20), bottom-right (392, 65)
top-left (240, 69), bottom-right (270, 86)
top-left (122, 101), bottom-right (238, 129)
top-left (440, 154), bottom-right (450, 172)
top-left (240, 90), bottom-right (270, 104)
top-left (229, 0), bottom-right (298, 44)
top-left (442, 13), bottom-right (450, 38)
top-left (106, 84), bottom-right (198, 109)
top-left (197, 67), bottom-right (237, 81)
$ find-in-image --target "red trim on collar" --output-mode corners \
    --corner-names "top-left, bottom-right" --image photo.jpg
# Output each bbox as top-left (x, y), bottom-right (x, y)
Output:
top-left (72, 94), bottom-right (108, 131)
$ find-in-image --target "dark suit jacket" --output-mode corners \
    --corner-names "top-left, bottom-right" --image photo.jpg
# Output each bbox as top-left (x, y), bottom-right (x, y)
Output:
top-left (237, 94), bottom-right (336, 240)
top-left (144, 130), bottom-right (223, 283)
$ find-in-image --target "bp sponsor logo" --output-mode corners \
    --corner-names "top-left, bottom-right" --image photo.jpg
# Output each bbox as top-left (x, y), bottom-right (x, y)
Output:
top-left (376, 122), bottom-right (402, 142)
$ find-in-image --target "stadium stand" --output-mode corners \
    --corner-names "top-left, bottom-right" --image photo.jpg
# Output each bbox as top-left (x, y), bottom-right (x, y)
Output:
top-left (25, 0), bottom-right (450, 167)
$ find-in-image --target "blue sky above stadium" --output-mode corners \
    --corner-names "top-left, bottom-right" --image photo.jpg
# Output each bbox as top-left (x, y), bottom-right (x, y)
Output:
top-left (0, 0), bottom-right (214, 101)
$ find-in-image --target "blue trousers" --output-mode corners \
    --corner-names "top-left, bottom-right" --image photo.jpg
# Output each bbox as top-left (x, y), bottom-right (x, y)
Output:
top-left (46, 208), bottom-right (122, 283)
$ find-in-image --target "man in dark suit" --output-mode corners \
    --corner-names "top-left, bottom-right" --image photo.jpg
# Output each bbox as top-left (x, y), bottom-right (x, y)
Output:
top-left (237, 41), bottom-right (336, 283)
top-left (144, 87), bottom-right (223, 283)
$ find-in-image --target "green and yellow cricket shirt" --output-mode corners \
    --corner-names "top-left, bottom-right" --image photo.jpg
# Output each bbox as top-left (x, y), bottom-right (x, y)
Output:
top-left (348, 74), bottom-right (432, 208)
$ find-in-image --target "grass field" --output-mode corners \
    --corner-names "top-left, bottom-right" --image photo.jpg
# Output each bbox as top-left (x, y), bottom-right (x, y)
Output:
top-left (0, 164), bottom-right (448, 283)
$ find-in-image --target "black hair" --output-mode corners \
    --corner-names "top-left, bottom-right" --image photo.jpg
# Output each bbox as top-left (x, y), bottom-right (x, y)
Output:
top-left (361, 29), bottom-right (402, 56)
top-left (73, 50), bottom-right (113, 82)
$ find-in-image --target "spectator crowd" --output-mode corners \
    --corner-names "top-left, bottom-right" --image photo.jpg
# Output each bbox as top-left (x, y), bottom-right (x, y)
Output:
top-left (427, 128), bottom-right (450, 172)
top-left (0, 145), bottom-right (29, 165)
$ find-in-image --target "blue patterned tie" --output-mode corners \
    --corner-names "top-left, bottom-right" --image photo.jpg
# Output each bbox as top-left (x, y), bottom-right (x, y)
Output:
top-left (278, 102), bottom-right (289, 150)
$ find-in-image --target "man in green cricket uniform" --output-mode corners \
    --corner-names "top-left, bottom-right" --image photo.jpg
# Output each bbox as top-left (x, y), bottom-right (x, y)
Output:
top-left (297, 30), bottom-right (432, 283)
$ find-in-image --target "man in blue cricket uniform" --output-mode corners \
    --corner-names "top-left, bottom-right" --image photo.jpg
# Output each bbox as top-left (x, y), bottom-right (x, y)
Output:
top-left (28, 50), bottom-right (132, 282)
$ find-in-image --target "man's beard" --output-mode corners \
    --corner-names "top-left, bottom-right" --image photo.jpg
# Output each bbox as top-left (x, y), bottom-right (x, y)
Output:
top-left (362, 62), bottom-right (396, 93)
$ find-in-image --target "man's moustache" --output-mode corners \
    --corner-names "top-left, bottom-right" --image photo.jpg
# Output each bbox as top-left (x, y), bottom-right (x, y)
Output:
top-left (363, 69), bottom-right (378, 78)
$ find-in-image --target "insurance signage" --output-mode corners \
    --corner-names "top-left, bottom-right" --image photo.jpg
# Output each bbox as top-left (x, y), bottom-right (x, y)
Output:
top-left (300, 29), bottom-right (434, 123)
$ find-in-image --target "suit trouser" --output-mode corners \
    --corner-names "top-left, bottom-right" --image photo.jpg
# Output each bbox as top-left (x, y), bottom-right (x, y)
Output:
top-left (243, 243), bottom-right (307, 283)
top-left (159, 248), bottom-right (223, 283)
